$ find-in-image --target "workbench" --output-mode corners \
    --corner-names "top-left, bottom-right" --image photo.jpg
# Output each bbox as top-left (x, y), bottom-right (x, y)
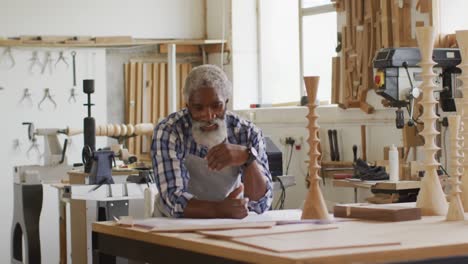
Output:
top-left (92, 208), bottom-right (468, 264)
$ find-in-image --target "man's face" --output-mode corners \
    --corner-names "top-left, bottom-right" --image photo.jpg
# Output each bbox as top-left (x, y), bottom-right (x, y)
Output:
top-left (188, 86), bottom-right (228, 148)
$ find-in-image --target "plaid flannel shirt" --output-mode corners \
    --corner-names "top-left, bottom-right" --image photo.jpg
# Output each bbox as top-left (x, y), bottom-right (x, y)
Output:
top-left (151, 108), bottom-right (273, 218)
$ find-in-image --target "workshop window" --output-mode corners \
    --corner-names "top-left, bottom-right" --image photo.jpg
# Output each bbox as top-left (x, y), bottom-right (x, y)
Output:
top-left (258, 0), bottom-right (300, 105)
top-left (301, 0), bottom-right (337, 104)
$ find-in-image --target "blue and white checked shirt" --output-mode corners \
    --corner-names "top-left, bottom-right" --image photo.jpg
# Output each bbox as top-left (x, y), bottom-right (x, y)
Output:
top-left (151, 108), bottom-right (273, 218)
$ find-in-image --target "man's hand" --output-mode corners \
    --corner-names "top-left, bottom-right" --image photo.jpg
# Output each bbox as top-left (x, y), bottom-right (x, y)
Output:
top-left (206, 143), bottom-right (248, 171)
top-left (214, 184), bottom-right (249, 219)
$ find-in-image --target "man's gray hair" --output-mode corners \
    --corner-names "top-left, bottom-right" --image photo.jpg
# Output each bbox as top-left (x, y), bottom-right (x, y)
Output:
top-left (184, 64), bottom-right (232, 102)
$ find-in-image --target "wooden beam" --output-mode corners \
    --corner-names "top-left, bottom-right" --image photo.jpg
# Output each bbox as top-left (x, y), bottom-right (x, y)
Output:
top-left (159, 43), bottom-right (230, 54)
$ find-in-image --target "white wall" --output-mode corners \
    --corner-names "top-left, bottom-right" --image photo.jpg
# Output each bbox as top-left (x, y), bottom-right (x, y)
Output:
top-left (0, 47), bottom-right (107, 263)
top-left (0, 0), bottom-right (204, 39)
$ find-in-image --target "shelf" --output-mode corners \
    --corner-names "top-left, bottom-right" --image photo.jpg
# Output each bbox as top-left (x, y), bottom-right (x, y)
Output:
top-left (0, 38), bottom-right (227, 48)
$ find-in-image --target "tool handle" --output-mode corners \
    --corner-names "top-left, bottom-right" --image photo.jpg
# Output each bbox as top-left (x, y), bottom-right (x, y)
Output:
top-left (72, 51), bottom-right (77, 86)
top-left (332, 129), bottom-right (340, 161)
top-left (327, 129), bottom-right (335, 161)
top-left (352, 145), bottom-right (357, 162)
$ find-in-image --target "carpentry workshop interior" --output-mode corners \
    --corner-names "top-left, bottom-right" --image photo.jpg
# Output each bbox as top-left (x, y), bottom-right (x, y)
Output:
top-left (3, 0), bottom-right (468, 263)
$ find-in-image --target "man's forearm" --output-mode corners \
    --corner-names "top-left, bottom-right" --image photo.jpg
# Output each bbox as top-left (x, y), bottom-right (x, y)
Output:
top-left (183, 197), bottom-right (249, 219)
top-left (243, 161), bottom-right (268, 201)
top-left (183, 199), bottom-right (218, 218)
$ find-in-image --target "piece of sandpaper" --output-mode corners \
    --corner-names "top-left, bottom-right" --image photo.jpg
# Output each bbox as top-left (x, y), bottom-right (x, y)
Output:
top-left (197, 224), bottom-right (338, 239)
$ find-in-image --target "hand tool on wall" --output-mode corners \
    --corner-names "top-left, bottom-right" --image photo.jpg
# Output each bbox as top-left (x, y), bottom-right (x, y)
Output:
top-left (353, 145), bottom-right (358, 162)
top-left (29, 51), bottom-right (42, 73)
top-left (0, 47), bottom-right (15, 69)
top-left (55, 51), bottom-right (69, 69)
top-left (19, 88), bottom-right (33, 107)
top-left (361, 125), bottom-right (367, 161)
top-left (69, 51), bottom-right (78, 103)
top-left (38, 88), bottom-right (57, 110)
top-left (328, 129), bottom-right (336, 161)
top-left (41, 51), bottom-right (53, 75)
top-left (332, 129), bottom-right (340, 161)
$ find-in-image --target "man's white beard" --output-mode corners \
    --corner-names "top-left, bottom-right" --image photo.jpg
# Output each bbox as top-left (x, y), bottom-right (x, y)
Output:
top-left (192, 118), bottom-right (227, 149)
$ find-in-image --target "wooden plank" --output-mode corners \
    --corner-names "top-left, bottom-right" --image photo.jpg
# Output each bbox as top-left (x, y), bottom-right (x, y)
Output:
top-left (400, 0), bottom-right (414, 47)
top-left (334, 203), bottom-right (421, 221)
top-left (180, 63), bottom-right (191, 108)
top-left (176, 63), bottom-right (182, 110)
top-left (69, 175), bottom-right (87, 264)
top-left (95, 36), bottom-right (133, 44)
top-left (142, 63), bottom-right (153, 155)
top-left (331, 56), bottom-right (341, 104)
top-left (141, 222), bottom-right (276, 233)
top-left (64, 36), bottom-right (95, 44)
top-left (152, 63), bottom-right (160, 124)
top-left (21, 35), bottom-right (73, 44)
top-left (375, 12), bottom-right (382, 49)
top-left (203, 43), bottom-right (231, 53)
top-left (417, 0), bottom-right (432, 13)
top-left (135, 62), bottom-right (143, 158)
top-left (59, 200), bottom-right (67, 264)
top-left (391, 0), bottom-right (400, 47)
top-left (159, 43), bottom-right (230, 54)
top-left (128, 63), bottom-right (136, 153)
top-left (380, 0), bottom-right (391, 48)
top-left (160, 44), bottom-right (199, 54)
top-left (231, 232), bottom-right (400, 253)
top-left (198, 224), bottom-right (338, 239)
top-left (124, 64), bottom-right (130, 124)
top-left (159, 63), bottom-right (167, 118)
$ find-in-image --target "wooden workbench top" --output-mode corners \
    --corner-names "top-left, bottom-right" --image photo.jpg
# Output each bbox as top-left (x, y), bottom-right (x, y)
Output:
top-left (93, 210), bottom-right (468, 264)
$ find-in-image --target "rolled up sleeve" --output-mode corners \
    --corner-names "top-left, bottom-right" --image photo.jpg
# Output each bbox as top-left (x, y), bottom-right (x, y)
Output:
top-left (246, 128), bottom-right (273, 213)
top-left (151, 125), bottom-right (193, 218)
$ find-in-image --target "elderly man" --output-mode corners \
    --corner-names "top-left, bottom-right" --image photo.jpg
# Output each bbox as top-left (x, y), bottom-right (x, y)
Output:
top-left (151, 64), bottom-right (272, 218)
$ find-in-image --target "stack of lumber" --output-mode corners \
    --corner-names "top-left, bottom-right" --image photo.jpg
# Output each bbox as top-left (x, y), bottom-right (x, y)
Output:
top-left (331, 0), bottom-right (436, 113)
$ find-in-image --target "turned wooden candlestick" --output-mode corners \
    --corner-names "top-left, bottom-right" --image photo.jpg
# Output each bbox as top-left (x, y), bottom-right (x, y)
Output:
top-left (414, 27), bottom-right (448, 215)
top-left (301, 76), bottom-right (332, 220)
top-left (446, 115), bottom-right (464, 221)
top-left (456, 30), bottom-right (468, 211)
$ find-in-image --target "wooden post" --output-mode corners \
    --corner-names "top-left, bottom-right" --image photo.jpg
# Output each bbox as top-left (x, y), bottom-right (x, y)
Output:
top-left (301, 76), bottom-right (332, 220)
top-left (446, 115), bottom-right (464, 221)
top-left (415, 27), bottom-right (448, 216)
top-left (456, 30), bottom-right (468, 211)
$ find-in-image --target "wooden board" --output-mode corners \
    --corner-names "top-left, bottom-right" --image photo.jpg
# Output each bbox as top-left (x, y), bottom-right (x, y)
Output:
top-left (95, 36), bottom-right (133, 44)
top-left (146, 221), bottom-right (276, 233)
top-left (231, 229), bottom-right (401, 253)
top-left (334, 203), bottom-right (422, 221)
top-left (127, 63), bottom-right (136, 152)
top-left (152, 63), bottom-right (160, 124)
top-left (135, 62), bottom-right (143, 157)
top-left (197, 224), bottom-right (338, 239)
top-left (331, 56), bottom-right (341, 104)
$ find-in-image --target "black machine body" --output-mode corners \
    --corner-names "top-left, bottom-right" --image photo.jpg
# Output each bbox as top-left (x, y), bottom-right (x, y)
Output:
top-left (373, 47), bottom-right (461, 111)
